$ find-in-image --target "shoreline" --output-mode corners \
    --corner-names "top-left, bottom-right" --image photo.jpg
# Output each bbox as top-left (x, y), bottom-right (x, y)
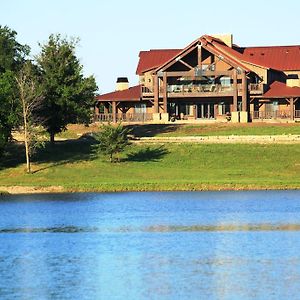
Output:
top-left (1, 185), bottom-right (299, 195)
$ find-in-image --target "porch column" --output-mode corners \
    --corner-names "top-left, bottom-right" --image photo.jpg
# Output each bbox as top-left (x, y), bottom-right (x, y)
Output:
top-left (94, 104), bottom-right (99, 115)
top-left (94, 104), bottom-right (99, 122)
top-left (290, 98), bottom-right (294, 120)
top-left (242, 71), bottom-right (247, 111)
top-left (163, 72), bottom-right (168, 112)
top-left (104, 104), bottom-right (109, 114)
top-left (239, 71), bottom-right (248, 123)
top-left (233, 69), bottom-right (238, 111)
top-left (153, 75), bottom-right (159, 113)
top-left (112, 101), bottom-right (117, 123)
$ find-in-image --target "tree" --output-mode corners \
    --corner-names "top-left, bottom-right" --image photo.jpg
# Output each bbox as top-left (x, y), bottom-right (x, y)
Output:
top-left (94, 123), bottom-right (131, 162)
top-left (36, 34), bottom-right (97, 143)
top-left (0, 71), bottom-right (19, 145)
top-left (15, 62), bottom-right (44, 173)
top-left (0, 26), bottom-right (30, 155)
top-left (0, 25), bottom-right (30, 73)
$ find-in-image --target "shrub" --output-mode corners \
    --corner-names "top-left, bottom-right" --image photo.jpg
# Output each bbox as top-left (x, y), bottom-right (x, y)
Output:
top-left (93, 123), bottom-right (130, 162)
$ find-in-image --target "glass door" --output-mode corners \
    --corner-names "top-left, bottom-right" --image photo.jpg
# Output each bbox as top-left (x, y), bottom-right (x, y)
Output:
top-left (197, 103), bottom-right (214, 119)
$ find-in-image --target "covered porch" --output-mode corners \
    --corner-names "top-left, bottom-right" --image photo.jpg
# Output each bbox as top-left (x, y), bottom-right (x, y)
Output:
top-left (250, 81), bottom-right (300, 122)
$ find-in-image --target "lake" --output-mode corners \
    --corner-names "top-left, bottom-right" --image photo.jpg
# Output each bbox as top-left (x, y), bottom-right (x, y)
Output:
top-left (0, 191), bottom-right (300, 299)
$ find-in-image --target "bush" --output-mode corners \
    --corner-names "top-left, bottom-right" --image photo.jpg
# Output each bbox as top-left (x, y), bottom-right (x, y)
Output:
top-left (93, 123), bottom-right (130, 162)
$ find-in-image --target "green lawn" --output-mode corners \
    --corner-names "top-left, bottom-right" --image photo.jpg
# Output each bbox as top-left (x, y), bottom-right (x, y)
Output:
top-left (1, 139), bottom-right (300, 192)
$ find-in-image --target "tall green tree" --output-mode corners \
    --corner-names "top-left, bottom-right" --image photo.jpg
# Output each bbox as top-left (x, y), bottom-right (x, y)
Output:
top-left (0, 26), bottom-right (30, 155)
top-left (37, 34), bottom-right (97, 143)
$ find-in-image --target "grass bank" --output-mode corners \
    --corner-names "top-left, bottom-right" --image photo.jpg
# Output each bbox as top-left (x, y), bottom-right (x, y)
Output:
top-left (53, 123), bottom-right (300, 140)
top-left (1, 139), bottom-right (300, 193)
top-left (128, 123), bottom-right (300, 137)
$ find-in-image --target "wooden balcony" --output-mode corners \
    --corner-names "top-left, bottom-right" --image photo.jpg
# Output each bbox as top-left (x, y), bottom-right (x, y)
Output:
top-left (162, 84), bottom-right (235, 98)
top-left (141, 83), bottom-right (264, 99)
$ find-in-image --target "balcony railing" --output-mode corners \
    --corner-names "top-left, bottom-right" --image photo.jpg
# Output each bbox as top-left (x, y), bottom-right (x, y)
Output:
top-left (249, 83), bottom-right (264, 94)
top-left (141, 86), bottom-right (153, 96)
top-left (95, 113), bottom-right (153, 123)
top-left (163, 84), bottom-right (234, 94)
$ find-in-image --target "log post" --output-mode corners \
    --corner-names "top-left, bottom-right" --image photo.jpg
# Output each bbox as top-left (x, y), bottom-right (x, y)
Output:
top-left (242, 71), bottom-right (247, 112)
top-left (112, 101), bottom-right (117, 123)
top-left (163, 72), bottom-right (167, 113)
top-left (233, 68), bottom-right (238, 111)
top-left (153, 75), bottom-right (159, 113)
top-left (290, 98), bottom-right (294, 120)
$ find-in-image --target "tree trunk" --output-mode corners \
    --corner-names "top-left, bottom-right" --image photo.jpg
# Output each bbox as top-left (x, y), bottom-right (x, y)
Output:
top-left (23, 113), bottom-right (31, 174)
top-left (50, 132), bottom-right (55, 144)
top-left (25, 138), bottom-right (31, 174)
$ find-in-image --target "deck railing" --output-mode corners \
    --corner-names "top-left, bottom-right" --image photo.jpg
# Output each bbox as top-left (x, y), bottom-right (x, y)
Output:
top-left (250, 110), bottom-right (292, 119)
top-left (295, 110), bottom-right (300, 118)
top-left (95, 113), bottom-right (153, 123)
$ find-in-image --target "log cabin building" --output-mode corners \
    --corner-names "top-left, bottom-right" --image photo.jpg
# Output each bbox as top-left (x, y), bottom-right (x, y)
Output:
top-left (95, 34), bottom-right (300, 123)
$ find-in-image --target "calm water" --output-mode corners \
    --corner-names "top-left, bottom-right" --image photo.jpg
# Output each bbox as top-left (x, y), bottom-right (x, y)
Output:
top-left (0, 191), bottom-right (300, 300)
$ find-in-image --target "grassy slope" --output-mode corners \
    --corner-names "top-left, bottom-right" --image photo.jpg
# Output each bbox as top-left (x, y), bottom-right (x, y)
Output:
top-left (1, 141), bottom-right (300, 192)
top-left (128, 123), bottom-right (300, 137)
top-left (55, 123), bottom-right (300, 140)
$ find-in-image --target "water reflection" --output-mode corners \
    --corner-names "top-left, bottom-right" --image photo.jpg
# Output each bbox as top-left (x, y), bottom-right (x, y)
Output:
top-left (1, 223), bottom-right (300, 234)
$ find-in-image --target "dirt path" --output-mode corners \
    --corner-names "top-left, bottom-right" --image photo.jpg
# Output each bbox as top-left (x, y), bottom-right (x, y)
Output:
top-left (0, 186), bottom-right (64, 195)
top-left (134, 135), bottom-right (300, 144)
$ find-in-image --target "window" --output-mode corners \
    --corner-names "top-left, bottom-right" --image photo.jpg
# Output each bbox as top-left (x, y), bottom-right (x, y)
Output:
top-left (179, 103), bottom-right (193, 115)
top-left (134, 103), bottom-right (146, 113)
top-left (220, 76), bottom-right (231, 87)
top-left (209, 64), bottom-right (215, 71)
top-left (201, 64), bottom-right (209, 71)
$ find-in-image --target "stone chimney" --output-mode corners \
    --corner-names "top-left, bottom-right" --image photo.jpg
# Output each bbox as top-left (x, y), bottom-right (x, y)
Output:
top-left (116, 77), bottom-right (129, 91)
top-left (211, 34), bottom-right (233, 48)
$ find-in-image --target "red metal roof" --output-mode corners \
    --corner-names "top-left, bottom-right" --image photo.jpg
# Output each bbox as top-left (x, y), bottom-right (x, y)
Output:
top-left (240, 46), bottom-right (300, 71)
top-left (136, 36), bottom-right (300, 76)
top-left (204, 35), bottom-right (300, 71)
top-left (136, 49), bottom-right (182, 75)
top-left (96, 85), bottom-right (141, 102)
top-left (263, 81), bottom-right (300, 98)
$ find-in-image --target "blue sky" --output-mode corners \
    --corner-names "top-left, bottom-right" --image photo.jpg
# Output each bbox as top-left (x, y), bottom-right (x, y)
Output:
top-left (1, 0), bottom-right (300, 93)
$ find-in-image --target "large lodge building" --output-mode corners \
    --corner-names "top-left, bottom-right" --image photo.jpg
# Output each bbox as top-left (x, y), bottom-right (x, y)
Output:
top-left (96, 34), bottom-right (300, 123)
